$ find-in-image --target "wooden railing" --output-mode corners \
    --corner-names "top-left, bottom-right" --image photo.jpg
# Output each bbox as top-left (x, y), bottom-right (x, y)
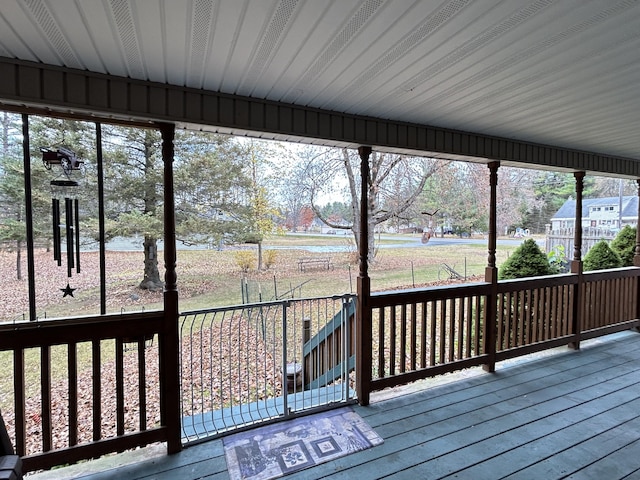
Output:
top-left (580, 268), bottom-right (640, 337)
top-left (364, 267), bottom-right (640, 395)
top-left (495, 274), bottom-right (578, 360)
top-left (368, 283), bottom-right (490, 391)
top-left (0, 311), bottom-right (168, 473)
top-left (3, 269), bottom-right (639, 472)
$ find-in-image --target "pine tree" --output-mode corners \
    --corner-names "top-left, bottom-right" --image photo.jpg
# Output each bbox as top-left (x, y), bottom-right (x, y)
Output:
top-left (583, 240), bottom-right (622, 271)
top-left (499, 238), bottom-right (552, 280)
top-left (610, 225), bottom-right (636, 267)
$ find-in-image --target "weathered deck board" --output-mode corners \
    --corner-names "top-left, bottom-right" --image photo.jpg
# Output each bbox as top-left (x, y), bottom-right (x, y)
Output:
top-left (32, 331), bottom-right (640, 480)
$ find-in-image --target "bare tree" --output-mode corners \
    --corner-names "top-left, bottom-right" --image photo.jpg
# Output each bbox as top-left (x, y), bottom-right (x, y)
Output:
top-left (301, 147), bottom-right (446, 259)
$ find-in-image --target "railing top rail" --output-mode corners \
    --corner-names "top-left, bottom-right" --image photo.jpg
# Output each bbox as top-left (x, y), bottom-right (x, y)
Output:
top-left (0, 309), bottom-right (163, 332)
top-left (180, 293), bottom-right (356, 317)
top-left (583, 266), bottom-right (640, 282)
top-left (370, 281), bottom-right (491, 307)
top-left (497, 273), bottom-right (579, 293)
top-left (0, 310), bottom-right (164, 350)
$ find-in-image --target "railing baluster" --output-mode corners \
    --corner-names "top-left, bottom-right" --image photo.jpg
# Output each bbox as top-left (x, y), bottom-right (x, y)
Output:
top-left (509, 292), bottom-right (515, 348)
top-left (538, 287), bottom-right (545, 340)
top-left (377, 307), bottom-right (385, 377)
top-left (68, 342), bottom-right (78, 446)
top-left (550, 287), bottom-right (558, 339)
top-left (429, 301), bottom-right (438, 367)
top-left (410, 303), bottom-right (417, 372)
top-left (116, 338), bottom-right (124, 437)
top-left (474, 296), bottom-right (481, 355)
top-left (420, 302), bottom-right (427, 368)
top-left (518, 290), bottom-right (526, 346)
top-left (619, 278), bottom-right (625, 321)
top-left (92, 339), bottom-right (102, 442)
top-left (579, 283), bottom-right (586, 331)
top-left (13, 349), bottom-right (25, 456)
top-left (497, 293), bottom-right (505, 351)
top-left (447, 299), bottom-right (454, 362)
top-left (565, 284), bottom-right (572, 336)
top-left (465, 296), bottom-right (472, 357)
top-left (399, 304), bottom-right (407, 374)
top-left (439, 300), bottom-right (446, 364)
top-left (41, 345), bottom-right (52, 452)
top-left (582, 282), bottom-right (596, 331)
top-left (547, 286), bottom-right (560, 340)
top-left (137, 338), bottom-right (147, 431)
top-left (457, 297), bottom-right (464, 360)
top-left (389, 306), bottom-right (396, 376)
top-left (534, 288), bottom-right (542, 342)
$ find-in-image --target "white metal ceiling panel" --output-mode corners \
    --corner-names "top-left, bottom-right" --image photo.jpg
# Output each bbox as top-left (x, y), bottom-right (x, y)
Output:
top-left (74, 1), bottom-right (129, 77)
top-left (133, 0), bottom-right (170, 84)
top-left (218, 0), bottom-right (281, 95)
top-left (49, 0), bottom-right (107, 73)
top-left (0, 0), bottom-right (57, 64)
top-left (0, 0), bottom-right (639, 161)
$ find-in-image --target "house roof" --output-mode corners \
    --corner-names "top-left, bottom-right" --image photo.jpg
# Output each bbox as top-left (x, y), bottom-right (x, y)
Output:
top-left (552, 196), bottom-right (638, 220)
top-left (1, 1), bottom-right (640, 173)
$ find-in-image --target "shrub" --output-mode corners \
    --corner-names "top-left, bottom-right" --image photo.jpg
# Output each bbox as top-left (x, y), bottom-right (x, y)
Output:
top-left (611, 225), bottom-right (636, 267)
top-left (263, 249), bottom-right (277, 269)
top-left (234, 250), bottom-right (256, 273)
top-left (583, 240), bottom-right (622, 271)
top-left (547, 244), bottom-right (569, 274)
top-left (499, 238), bottom-right (552, 280)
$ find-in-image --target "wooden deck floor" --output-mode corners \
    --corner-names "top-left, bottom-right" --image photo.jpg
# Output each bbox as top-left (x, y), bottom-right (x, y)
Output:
top-left (34, 330), bottom-right (640, 479)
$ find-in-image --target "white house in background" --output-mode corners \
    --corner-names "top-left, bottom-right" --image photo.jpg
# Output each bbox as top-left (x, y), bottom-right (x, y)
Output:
top-left (550, 195), bottom-right (638, 232)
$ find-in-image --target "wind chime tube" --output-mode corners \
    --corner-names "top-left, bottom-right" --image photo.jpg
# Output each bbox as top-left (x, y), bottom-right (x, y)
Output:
top-left (65, 197), bottom-right (74, 277)
top-left (52, 198), bottom-right (61, 264)
top-left (74, 198), bottom-right (81, 273)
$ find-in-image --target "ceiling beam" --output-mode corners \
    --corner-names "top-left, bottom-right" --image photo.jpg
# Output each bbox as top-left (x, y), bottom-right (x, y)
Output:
top-left (1, 56), bottom-right (637, 177)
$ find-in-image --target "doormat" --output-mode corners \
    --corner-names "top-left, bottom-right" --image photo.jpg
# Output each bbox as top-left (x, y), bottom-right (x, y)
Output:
top-left (223, 406), bottom-right (383, 480)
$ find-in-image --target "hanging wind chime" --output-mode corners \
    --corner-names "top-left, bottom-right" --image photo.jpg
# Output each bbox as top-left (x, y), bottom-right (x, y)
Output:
top-left (41, 147), bottom-right (84, 297)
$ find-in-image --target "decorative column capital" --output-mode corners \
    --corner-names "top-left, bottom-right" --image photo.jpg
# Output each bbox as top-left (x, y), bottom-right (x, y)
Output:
top-left (358, 146), bottom-right (372, 280)
top-left (486, 161), bottom-right (500, 271)
top-left (573, 171), bottom-right (585, 263)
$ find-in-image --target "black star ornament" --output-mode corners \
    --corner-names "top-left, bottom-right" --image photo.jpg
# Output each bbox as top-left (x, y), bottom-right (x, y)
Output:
top-left (61, 283), bottom-right (76, 298)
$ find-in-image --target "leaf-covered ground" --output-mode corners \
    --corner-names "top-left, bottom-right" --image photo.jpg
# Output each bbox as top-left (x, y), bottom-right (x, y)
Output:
top-left (0, 244), bottom-right (482, 456)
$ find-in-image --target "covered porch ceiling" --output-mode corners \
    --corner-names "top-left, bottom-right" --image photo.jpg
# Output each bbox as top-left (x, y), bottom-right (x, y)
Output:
top-left (1, 0), bottom-right (639, 174)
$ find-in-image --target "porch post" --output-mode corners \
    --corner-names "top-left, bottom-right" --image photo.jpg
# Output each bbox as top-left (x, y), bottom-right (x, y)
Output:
top-left (482, 161), bottom-right (499, 373)
top-left (634, 179), bottom-right (640, 267)
top-left (356, 146), bottom-right (372, 406)
top-left (634, 180), bottom-right (640, 327)
top-left (569, 171), bottom-right (585, 350)
top-left (159, 123), bottom-right (182, 453)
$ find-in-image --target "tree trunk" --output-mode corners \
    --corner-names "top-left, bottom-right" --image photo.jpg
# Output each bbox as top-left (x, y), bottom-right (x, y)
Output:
top-left (257, 241), bottom-right (263, 271)
top-left (16, 240), bottom-right (22, 281)
top-left (139, 132), bottom-right (163, 291)
top-left (139, 235), bottom-right (163, 291)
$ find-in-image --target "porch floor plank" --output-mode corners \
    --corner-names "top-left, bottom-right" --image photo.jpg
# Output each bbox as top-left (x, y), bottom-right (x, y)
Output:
top-left (31, 331), bottom-right (640, 480)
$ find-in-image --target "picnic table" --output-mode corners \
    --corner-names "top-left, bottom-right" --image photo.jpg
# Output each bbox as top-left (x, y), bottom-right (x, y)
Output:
top-left (298, 257), bottom-right (333, 272)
